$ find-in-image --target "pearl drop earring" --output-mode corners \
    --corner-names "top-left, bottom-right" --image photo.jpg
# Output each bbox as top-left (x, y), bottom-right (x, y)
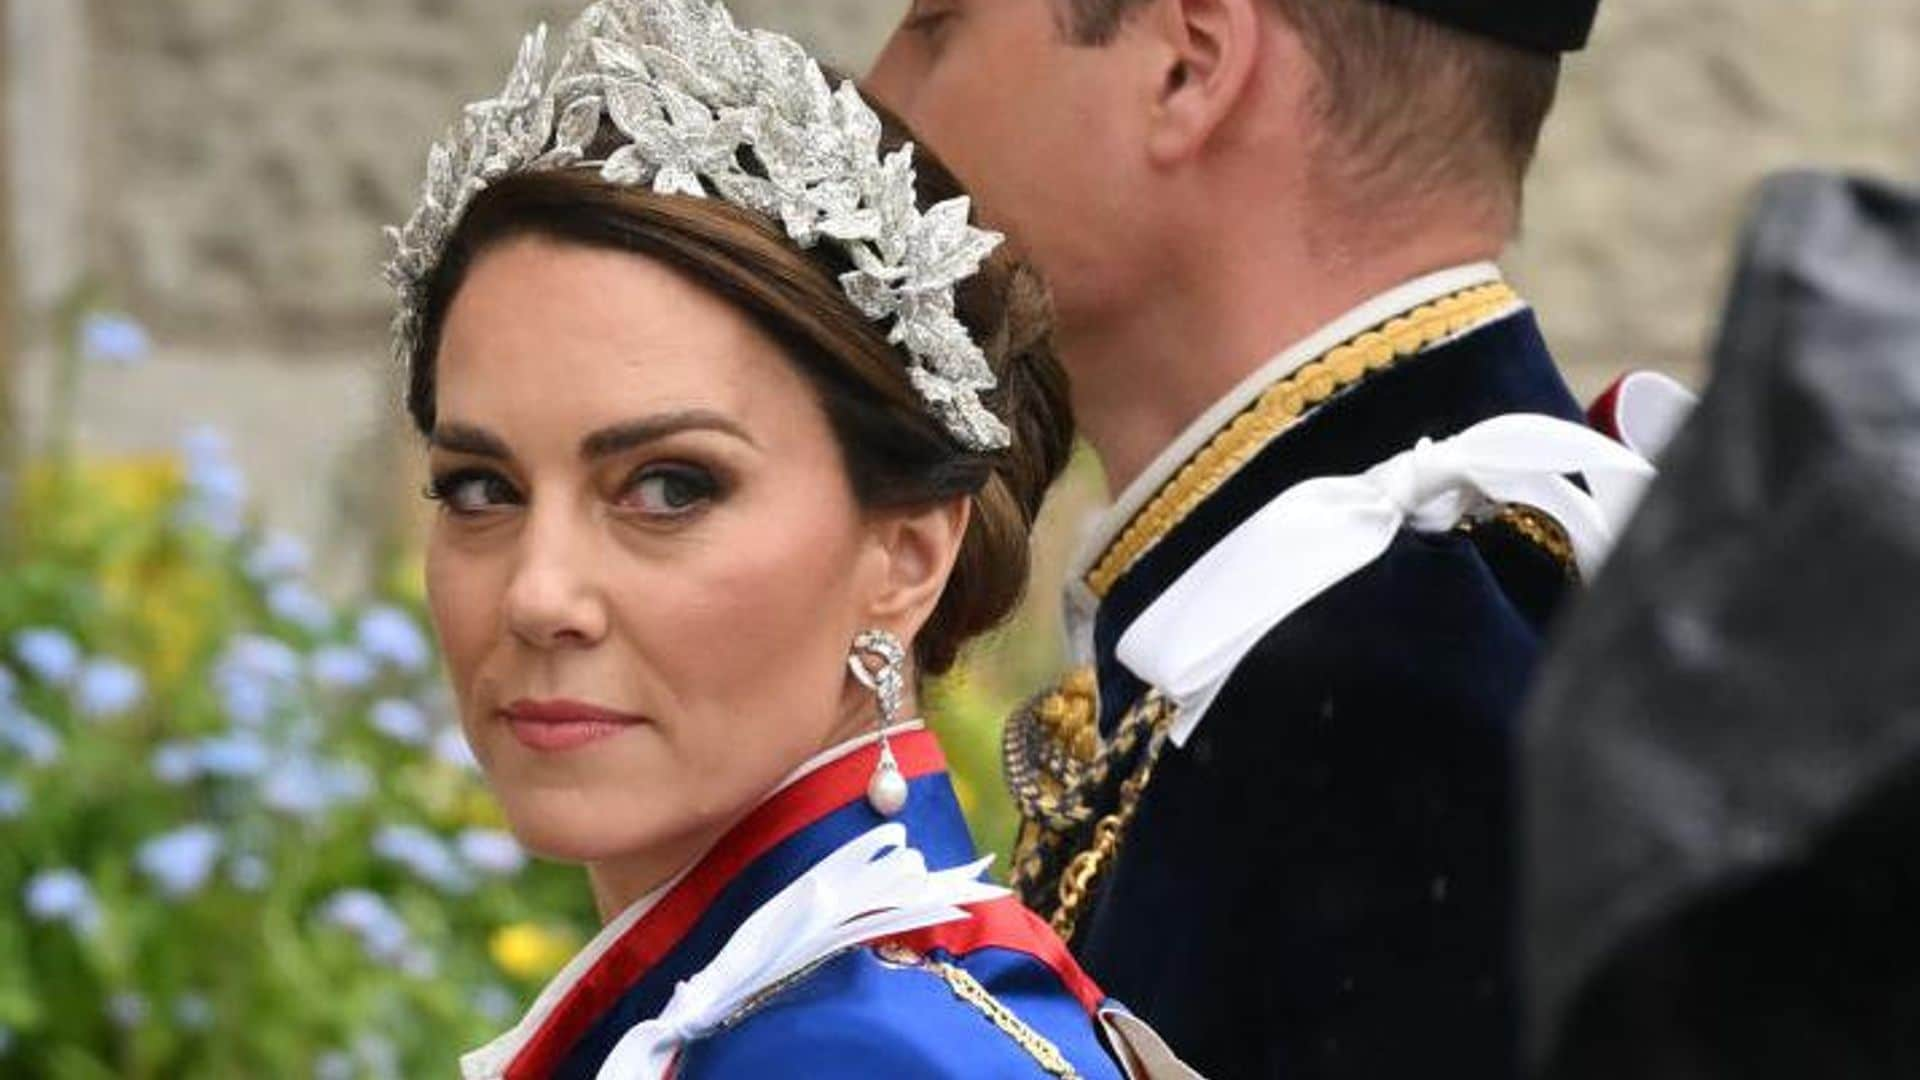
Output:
top-left (848, 629), bottom-right (910, 817)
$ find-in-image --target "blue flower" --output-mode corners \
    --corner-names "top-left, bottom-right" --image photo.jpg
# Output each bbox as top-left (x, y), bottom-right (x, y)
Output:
top-left (0, 664), bottom-right (17, 704)
top-left (353, 1034), bottom-right (402, 1078)
top-left (24, 868), bottom-right (100, 934)
top-left (0, 711), bottom-right (62, 766)
top-left (309, 645), bottom-right (376, 692)
top-left (107, 992), bottom-right (147, 1030)
top-left (261, 755), bottom-right (371, 819)
top-left (194, 732), bottom-right (271, 779)
top-left (245, 532), bottom-right (311, 582)
top-left (151, 742), bottom-right (200, 785)
top-left (357, 607), bottom-right (431, 673)
top-left (179, 425), bottom-right (231, 468)
top-left (374, 824), bottom-right (475, 894)
top-left (74, 658), bottom-right (145, 719)
top-left (267, 581), bottom-right (333, 632)
top-left (0, 781), bottom-right (25, 820)
top-left (473, 984), bottom-right (520, 1023)
top-left (456, 828), bottom-right (527, 877)
top-left (0, 1023), bottom-right (12, 1056)
top-left (13, 628), bottom-right (80, 686)
top-left (81, 313), bottom-right (151, 366)
top-left (319, 889), bottom-right (397, 936)
top-left (313, 1050), bottom-right (355, 1080)
top-left (177, 426), bottom-right (248, 539)
top-left (213, 635), bottom-right (301, 726)
top-left (228, 853), bottom-right (271, 892)
top-left (136, 824), bottom-right (224, 899)
top-left (399, 944), bottom-right (439, 979)
top-left (432, 725), bottom-right (479, 771)
top-left (368, 698), bottom-right (431, 745)
top-left (174, 994), bottom-right (214, 1031)
top-left (319, 889), bottom-right (420, 970)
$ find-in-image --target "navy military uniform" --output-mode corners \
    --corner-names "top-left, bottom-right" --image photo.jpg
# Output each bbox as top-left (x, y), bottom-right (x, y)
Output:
top-left (1008, 256), bottom-right (1639, 1074)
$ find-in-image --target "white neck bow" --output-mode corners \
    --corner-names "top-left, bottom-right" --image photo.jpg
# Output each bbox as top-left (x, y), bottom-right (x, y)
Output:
top-left (594, 823), bottom-right (1006, 1079)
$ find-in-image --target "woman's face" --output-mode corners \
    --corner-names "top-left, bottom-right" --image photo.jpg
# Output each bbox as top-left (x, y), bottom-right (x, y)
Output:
top-left (425, 235), bottom-right (896, 894)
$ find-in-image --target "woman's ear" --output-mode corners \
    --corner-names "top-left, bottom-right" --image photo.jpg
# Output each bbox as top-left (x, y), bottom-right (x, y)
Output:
top-left (1143, 0), bottom-right (1264, 166)
top-left (861, 496), bottom-right (972, 640)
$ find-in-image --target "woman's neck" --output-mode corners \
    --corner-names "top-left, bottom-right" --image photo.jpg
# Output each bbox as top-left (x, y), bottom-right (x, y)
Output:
top-left (583, 717), bottom-right (928, 921)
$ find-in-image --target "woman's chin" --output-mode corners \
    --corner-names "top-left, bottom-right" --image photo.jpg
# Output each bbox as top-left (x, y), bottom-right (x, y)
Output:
top-left (494, 795), bottom-right (670, 865)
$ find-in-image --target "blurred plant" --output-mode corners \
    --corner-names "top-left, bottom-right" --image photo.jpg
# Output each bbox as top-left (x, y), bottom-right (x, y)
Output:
top-left (0, 311), bottom-right (596, 1077)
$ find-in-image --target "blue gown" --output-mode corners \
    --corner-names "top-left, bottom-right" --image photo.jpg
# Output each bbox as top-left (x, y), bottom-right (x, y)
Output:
top-left (463, 728), bottom-right (1135, 1079)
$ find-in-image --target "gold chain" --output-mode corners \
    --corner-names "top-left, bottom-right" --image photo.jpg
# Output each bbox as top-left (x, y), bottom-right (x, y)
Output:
top-left (1086, 282), bottom-right (1522, 598)
top-left (1491, 504), bottom-right (1577, 576)
top-left (1005, 667), bottom-right (1160, 837)
top-left (873, 944), bottom-right (1083, 1078)
top-left (1048, 694), bottom-right (1177, 942)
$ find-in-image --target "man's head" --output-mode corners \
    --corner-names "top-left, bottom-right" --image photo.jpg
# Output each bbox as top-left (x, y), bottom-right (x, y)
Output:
top-left (1059, 0), bottom-right (1565, 236)
top-left (869, 0), bottom-right (1579, 328)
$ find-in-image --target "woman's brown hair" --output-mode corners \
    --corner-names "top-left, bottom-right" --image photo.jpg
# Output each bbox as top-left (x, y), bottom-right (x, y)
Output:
top-left (404, 108), bottom-right (1071, 675)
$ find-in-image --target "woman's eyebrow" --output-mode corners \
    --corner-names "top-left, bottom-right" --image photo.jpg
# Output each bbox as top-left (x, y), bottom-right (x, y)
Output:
top-left (579, 410), bottom-right (758, 460)
top-left (430, 422), bottom-right (512, 460)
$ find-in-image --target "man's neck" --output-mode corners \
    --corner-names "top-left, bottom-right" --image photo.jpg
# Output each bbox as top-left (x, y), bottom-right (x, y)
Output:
top-left (1063, 226), bottom-right (1504, 495)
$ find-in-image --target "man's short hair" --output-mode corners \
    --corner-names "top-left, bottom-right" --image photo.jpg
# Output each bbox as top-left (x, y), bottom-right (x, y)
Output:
top-left (1060, 0), bottom-right (1562, 224)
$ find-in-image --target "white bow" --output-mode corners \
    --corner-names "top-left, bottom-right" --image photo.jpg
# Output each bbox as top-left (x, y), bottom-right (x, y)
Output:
top-left (594, 824), bottom-right (1007, 1079)
top-left (1117, 413), bottom-right (1656, 746)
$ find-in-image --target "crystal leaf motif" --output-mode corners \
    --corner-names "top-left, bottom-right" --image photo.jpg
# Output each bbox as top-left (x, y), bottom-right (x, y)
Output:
top-left (382, 0), bottom-right (1011, 451)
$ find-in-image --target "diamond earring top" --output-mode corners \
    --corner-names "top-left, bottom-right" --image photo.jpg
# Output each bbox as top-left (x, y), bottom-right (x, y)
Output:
top-left (848, 629), bottom-right (910, 817)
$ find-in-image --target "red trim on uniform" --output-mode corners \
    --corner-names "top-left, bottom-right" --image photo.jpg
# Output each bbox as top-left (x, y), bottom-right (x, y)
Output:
top-left (507, 730), bottom-right (947, 1080)
top-left (1587, 375), bottom-right (1628, 443)
top-left (889, 895), bottom-right (1109, 1015)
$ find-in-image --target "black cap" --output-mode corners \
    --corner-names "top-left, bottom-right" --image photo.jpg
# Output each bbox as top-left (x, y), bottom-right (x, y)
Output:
top-left (1372, 0), bottom-right (1600, 53)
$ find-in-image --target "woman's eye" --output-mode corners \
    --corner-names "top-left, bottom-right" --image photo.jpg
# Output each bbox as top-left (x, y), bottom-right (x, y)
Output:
top-left (623, 464), bottom-right (720, 518)
top-left (424, 469), bottom-right (520, 515)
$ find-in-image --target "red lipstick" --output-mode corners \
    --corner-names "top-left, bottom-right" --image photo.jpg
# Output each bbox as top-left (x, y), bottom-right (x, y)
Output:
top-left (501, 699), bottom-right (647, 753)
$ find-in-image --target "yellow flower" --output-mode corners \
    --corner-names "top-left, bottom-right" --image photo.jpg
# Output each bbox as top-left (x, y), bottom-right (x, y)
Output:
top-left (490, 923), bottom-right (578, 982)
top-left (949, 768), bottom-right (979, 820)
top-left (458, 786), bottom-right (509, 830)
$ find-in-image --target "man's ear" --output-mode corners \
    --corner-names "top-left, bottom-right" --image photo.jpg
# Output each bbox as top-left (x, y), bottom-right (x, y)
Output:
top-left (861, 496), bottom-right (972, 640)
top-left (1142, 0), bottom-right (1264, 165)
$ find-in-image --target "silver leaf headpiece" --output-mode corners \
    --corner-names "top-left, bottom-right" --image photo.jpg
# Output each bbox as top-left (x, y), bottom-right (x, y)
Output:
top-left (383, 0), bottom-right (1011, 451)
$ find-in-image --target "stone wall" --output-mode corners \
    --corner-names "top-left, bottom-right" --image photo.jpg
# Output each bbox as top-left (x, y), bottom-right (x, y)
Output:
top-left (10, 0), bottom-right (1919, 581)
top-left (1514, 0), bottom-right (1920, 393)
top-left (75, 0), bottom-right (900, 348)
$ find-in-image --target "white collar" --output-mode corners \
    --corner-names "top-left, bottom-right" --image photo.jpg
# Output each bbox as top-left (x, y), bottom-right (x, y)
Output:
top-left (1063, 262), bottom-right (1518, 646)
top-left (460, 721), bottom-right (928, 1080)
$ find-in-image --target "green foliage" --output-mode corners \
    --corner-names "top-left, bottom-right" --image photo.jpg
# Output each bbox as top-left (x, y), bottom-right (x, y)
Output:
top-left (0, 308), bottom-right (597, 1077)
top-left (0, 443), bottom-right (602, 1077)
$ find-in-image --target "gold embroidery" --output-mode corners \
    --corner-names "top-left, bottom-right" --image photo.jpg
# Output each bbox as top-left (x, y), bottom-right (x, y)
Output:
top-left (874, 944), bottom-right (1083, 1078)
top-left (1085, 281), bottom-right (1522, 598)
top-left (931, 960), bottom-right (1083, 1079)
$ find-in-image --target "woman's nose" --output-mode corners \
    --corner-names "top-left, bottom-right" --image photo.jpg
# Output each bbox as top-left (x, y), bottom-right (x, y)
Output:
top-left (502, 508), bottom-right (609, 650)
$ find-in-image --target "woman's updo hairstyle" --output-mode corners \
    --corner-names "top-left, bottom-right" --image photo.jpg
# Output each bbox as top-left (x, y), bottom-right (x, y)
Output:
top-left (405, 101), bottom-right (1071, 675)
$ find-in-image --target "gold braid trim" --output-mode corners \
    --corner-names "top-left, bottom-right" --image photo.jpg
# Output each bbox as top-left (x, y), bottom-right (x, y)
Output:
top-left (873, 944), bottom-right (1083, 1078)
top-left (1492, 504), bottom-right (1578, 577)
top-left (1086, 281), bottom-right (1522, 598)
top-left (1045, 694), bottom-right (1177, 942)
